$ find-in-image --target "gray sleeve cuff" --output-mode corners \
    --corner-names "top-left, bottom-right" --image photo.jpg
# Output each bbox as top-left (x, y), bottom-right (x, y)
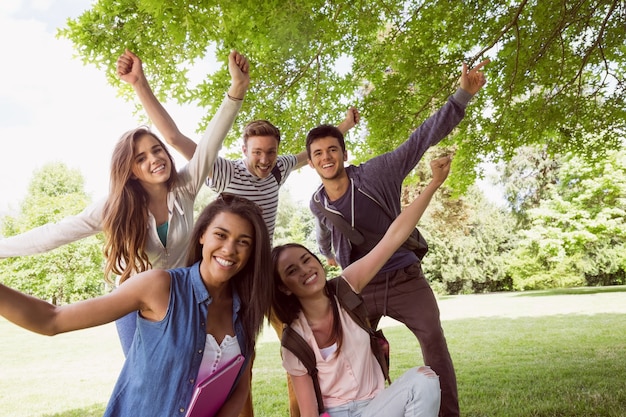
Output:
top-left (452, 87), bottom-right (473, 108)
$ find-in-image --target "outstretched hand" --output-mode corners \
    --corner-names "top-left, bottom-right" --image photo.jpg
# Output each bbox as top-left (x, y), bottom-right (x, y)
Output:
top-left (430, 156), bottom-right (452, 186)
top-left (227, 50), bottom-right (250, 100)
top-left (459, 59), bottom-right (489, 95)
top-left (116, 49), bottom-right (144, 86)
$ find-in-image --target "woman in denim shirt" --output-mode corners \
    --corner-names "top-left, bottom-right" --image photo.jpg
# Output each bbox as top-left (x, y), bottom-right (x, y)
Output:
top-left (0, 194), bottom-right (273, 417)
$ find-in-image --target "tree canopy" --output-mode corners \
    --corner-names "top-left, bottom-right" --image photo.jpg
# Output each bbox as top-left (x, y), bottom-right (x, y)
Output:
top-left (60, 0), bottom-right (625, 191)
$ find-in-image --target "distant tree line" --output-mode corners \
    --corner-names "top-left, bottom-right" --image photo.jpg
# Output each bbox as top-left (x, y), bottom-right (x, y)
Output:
top-left (414, 146), bottom-right (626, 294)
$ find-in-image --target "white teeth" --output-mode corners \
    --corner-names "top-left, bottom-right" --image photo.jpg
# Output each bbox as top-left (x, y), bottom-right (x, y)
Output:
top-left (215, 257), bottom-right (234, 267)
top-left (304, 274), bottom-right (317, 285)
top-left (322, 163), bottom-right (333, 168)
top-left (152, 164), bottom-right (165, 173)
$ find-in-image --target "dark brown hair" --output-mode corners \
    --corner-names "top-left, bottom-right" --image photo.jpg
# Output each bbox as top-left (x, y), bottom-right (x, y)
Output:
top-left (305, 124), bottom-right (345, 159)
top-left (271, 243), bottom-right (343, 350)
top-left (187, 194), bottom-right (273, 354)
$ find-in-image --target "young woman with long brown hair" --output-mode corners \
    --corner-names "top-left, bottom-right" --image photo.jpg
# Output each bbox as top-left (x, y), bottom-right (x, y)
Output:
top-left (0, 50), bottom-right (250, 354)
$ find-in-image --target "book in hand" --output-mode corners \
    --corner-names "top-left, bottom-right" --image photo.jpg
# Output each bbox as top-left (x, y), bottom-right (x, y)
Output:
top-left (185, 354), bottom-right (245, 417)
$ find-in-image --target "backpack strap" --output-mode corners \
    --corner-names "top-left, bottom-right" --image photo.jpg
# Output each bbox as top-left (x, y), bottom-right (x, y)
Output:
top-left (313, 194), bottom-right (427, 260)
top-left (271, 165), bottom-right (282, 184)
top-left (333, 277), bottom-right (391, 383)
top-left (281, 326), bottom-right (325, 415)
top-left (313, 198), bottom-right (365, 245)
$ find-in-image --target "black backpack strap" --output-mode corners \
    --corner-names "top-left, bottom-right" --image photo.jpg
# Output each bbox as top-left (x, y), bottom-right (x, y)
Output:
top-left (333, 277), bottom-right (369, 328)
top-left (281, 326), bottom-right (325, 414)
top-left (333, 278), bottom-right (391, 384)
top-left (271, 165), bottom-right (282, 184)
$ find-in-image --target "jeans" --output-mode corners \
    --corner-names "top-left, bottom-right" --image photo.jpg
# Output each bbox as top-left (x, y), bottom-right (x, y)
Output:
top-left (325, 366), bottom-right (441, 417)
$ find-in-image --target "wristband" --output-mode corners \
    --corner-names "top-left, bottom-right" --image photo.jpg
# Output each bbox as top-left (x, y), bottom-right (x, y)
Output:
top-left (227, 93), bottom-right (244, 101)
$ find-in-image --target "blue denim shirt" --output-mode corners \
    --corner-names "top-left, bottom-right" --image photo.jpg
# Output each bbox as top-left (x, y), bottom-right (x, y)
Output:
top-left (104, 262), bottom-right (250, 416)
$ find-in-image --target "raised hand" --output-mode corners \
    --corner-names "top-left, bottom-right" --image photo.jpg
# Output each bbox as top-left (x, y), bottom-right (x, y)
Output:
top-left (460, 59), bottom-right (489, 95)
top-left (116, 49), bottom-right (145, 86)
top-left (430, 156), bottom-right (452, 186)
top-left (345, 107), bottom-right (360, 130)
top-left (227, 50), bottom-right (250, 100)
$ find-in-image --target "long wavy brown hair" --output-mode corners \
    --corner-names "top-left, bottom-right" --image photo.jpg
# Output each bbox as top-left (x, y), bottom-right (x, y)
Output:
top-left (186, 194), bottom-right (273, 354)
top-left (102, 126), bottom-right (179, 284)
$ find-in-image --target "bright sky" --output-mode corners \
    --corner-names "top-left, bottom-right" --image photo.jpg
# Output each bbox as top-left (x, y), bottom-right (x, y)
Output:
top-left (0, 0), bottom-right (323, 218)
top-left (1, 0), bottom-right (139, 215)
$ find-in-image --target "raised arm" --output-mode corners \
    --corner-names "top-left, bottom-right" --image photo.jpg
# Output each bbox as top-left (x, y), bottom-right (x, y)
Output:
top-left (117, 50), bottom-right (250, 159)
top-left (0, 269), bottom-right (169, 335)
top-left (294, 107), bottom-right (360, 169)
top-left (0, 199), bottom-right (104, 259)
top-left (359, 59), bottom-right (488, 185)
top-left (117, 49), bottom-right (197, 160)
top-left (183, 54), bottom-right (249, 188)
top-left (342, 156), bottom-right (451, 293)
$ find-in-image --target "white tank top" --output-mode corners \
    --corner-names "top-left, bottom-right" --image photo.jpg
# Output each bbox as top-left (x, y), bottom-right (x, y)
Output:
top-left (195, 334), bottom-right (241, 386)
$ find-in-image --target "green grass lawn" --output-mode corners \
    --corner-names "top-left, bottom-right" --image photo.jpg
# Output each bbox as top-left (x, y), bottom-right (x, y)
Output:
top-left (1, 289), bottom-right (625, 416)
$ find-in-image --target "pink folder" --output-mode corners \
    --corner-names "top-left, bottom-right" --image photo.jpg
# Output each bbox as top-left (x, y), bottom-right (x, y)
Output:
top-left (185, 354), bottom-right (245, 417)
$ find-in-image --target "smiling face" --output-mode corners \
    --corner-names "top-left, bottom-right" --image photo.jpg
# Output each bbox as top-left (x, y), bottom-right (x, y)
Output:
top-left (307, 136), bottom-right (348, 181)
top-left (131, 133), bottom-right (172, 187)
top-left (276, 246), bottom-right (327, 299)
top-left (242, 135), bottom-right (279, 179)
top-left (199, 211), bottom-right (254, 286)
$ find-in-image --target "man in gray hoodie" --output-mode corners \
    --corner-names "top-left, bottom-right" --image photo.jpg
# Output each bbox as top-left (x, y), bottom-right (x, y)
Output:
top-left (306, 59), bottom-right (488, 417)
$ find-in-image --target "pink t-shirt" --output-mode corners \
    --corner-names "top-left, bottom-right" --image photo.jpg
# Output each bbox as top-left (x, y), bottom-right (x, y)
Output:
top-left (281, 296), bottom-right (385, 408)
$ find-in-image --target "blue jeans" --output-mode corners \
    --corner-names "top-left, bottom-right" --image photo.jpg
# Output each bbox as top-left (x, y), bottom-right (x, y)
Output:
top-left (325, 366), bottom-right (441, 417)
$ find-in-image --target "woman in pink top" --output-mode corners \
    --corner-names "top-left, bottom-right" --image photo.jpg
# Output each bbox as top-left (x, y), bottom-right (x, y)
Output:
top-left (271, 157), bottom-right (452, 417)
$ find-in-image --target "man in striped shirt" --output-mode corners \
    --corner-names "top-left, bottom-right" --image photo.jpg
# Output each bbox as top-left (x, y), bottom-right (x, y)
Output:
top-left (205, 117), bottom-right (345, 242)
